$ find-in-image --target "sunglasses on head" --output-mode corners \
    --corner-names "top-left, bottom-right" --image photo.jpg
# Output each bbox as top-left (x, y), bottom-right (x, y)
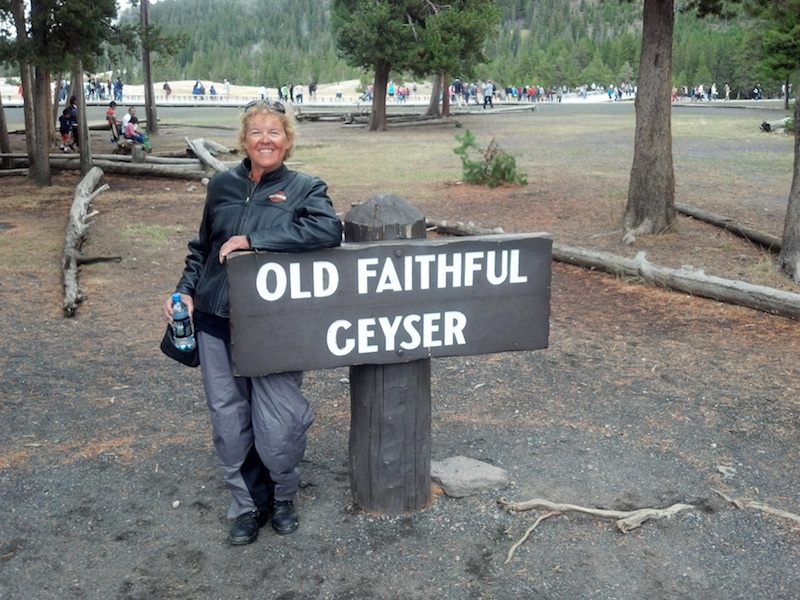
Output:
top-left (244, 99), bottom-right (286, 113)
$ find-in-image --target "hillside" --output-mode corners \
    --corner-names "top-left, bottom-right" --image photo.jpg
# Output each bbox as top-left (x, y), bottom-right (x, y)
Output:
top-left (110, 0), bottom-right (763, 97)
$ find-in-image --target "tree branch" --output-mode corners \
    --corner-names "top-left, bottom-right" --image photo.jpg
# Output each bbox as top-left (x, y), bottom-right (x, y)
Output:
top-left (498, 497), bottom-right (695, 563)
top-left (713, 489), bottom-right (800, 524)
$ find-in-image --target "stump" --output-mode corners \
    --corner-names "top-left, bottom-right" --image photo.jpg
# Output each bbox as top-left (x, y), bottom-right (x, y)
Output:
top-left (131, 145), bottom-right (147, 163)
top-left (344, 194), bottom-right (432, 514)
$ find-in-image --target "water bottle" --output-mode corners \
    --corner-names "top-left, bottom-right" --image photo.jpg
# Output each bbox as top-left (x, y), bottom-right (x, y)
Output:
top-left (171, 292), bottom-right (196, 351)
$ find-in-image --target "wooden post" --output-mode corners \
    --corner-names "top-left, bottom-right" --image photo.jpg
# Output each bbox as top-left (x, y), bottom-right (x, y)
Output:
top-left (344, 194), bottom-right (432, 514)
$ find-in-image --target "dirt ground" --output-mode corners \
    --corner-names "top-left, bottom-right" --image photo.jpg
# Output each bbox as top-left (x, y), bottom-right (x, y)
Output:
top-left (1, 104), bottom-right (799, 600)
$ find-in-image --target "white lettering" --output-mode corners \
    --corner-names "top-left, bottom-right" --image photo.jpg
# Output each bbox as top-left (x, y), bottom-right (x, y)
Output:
top-left (509, 249), bottom-right (527, 283)
top-left (464, 251), bottom-right (484, 286)
top-left (289, 263), bottom-right (311, 299)
top-left (376, 258), bottom-right (402, 293)
top-left (486, 250), bottom-right (508, 285)
top-left (443, 311), bottom-right (467, 345)
top-left (404, 255), bottom-right (414, 290)
top-left (353, 249), bottom-right (528, 294)
top-left (325, 311), bottom-right (469, 357)
top-left (255, 263), bottom-right (287, 301)
top-left (415, 255), bottom-right (436, 290)
top-left (327, 320), bottom-right (355, 356)
top-left (423, 313), bottom-right (441, 347)
top-left (357, 257), bottom-right (379, 294)
top-left (313, 261), bottom-right (339, 297)
top-left (436, 253), bottom-right (462, 288)
top-left (256, 260), bottom-right (340, 300)
top-left (377, 316), bottom-right (403, 351)
top-left (358, 318), bottom-right (378, 353)
top-left (401, 314), bottom-right (422, 350)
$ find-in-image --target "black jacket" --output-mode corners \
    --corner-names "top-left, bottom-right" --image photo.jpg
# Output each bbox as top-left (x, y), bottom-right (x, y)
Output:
top-left (176, 160), bottom-right (342, 318)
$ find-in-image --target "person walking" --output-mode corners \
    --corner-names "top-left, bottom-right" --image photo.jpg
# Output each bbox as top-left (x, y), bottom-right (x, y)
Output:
top-left (482, 80), bottom-right (494, 109)
top-left (162, 100), bottom-right (342, 546)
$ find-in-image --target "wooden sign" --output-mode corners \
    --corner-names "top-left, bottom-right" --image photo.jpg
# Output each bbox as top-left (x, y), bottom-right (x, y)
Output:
top-left (227, 233), bottom-right (552, 376)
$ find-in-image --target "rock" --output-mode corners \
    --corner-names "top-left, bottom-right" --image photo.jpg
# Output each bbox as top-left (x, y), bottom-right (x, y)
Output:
top-left (430, 455), bottom-right (510, 498)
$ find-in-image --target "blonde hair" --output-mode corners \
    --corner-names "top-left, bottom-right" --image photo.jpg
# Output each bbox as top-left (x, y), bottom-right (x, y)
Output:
top-left (238, 101), bottom-right (296, 160)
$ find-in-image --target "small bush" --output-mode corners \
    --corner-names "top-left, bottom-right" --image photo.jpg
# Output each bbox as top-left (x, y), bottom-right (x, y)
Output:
top-left (453, 129), bottom-right (527, 188)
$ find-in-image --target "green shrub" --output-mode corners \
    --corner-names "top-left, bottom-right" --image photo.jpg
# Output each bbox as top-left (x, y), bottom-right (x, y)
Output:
top-left (453, 130), bottom-right (527, 188)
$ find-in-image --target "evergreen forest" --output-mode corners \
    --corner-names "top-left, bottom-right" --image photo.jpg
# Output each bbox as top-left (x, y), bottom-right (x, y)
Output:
top-left (105, 0), bottom-right (784, 99)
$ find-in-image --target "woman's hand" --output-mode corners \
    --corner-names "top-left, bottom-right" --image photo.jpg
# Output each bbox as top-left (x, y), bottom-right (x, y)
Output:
top-left (219, 235), bottom-right (251, 263)
top-left (163, 293), bottom-right (194, 323)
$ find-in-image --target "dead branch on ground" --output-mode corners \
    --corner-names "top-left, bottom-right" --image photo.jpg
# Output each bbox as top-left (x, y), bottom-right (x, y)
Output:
top-left (62, 166), bottom-right (120, 316)
top-left (498, 497), bottom-right (696, 564)
top-left (713, 489), bottom-right (800, 525)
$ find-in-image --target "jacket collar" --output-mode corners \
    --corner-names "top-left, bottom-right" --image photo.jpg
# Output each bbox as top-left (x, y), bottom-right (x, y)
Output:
top-left (240, 159), bottom-right (288, 184)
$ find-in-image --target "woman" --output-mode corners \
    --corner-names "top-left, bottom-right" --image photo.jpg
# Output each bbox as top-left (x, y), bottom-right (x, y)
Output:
top-left (123, 116), bottom-right (145, 144)
top-left (163, 100), bottom-right (342, 545)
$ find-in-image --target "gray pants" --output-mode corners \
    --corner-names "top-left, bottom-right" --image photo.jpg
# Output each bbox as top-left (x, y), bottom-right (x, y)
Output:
top-left (197, 332), bottom-right (313, 518)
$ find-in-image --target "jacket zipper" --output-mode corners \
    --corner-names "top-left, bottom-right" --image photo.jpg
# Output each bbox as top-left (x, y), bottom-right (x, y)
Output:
top-left (236, 177), bottom-right (257, 235)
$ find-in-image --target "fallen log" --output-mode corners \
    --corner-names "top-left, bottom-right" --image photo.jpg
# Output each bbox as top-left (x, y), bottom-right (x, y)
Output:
top-left (425, 218), bottom-right (800, 320)
top-left (0, 168), bottom-right (28, 177)
top-left (62, 166), bottom-right (120, 316)
top-left (84, 154), bottom-right (204, 165)
top-left (389, 118), bottom-right (462, 128)
top-left (201, 139), bottom-right (235, 155)
top-left (760, 117), bottom-right (791, 133)
top-left (426, 218), bottom-right (504, 236)
top-left (341, 113), bottom-right (433, 126)
top-left (676, 203), bottom-right (782, 252)
top-left (51, 158), bottom-right (208, 179)
top-left (295, 112), bottom-right (353, 122)
top-left (554, 244), bottom-right (800, 320)
top-left (184, 137), bottom-right (229, 173)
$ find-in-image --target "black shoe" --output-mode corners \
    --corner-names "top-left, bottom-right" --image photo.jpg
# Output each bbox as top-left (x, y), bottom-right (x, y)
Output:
top-left (271, 500), bottom-right (299, 535)
top-left (228, 510), bottom-right (269, 545)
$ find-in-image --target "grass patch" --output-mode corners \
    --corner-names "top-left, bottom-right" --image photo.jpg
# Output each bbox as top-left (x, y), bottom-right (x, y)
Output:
top-left (743, 254), bottom-right (780, 282)
top-left (124, 223), bottom-right (183, 244)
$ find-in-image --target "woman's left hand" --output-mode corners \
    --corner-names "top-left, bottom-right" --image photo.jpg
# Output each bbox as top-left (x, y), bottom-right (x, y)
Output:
top-left (219, 235), bottom-right (251, 263)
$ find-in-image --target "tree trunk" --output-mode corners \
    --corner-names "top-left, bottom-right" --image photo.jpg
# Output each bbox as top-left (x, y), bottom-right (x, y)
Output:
top-left (777, 72), bottom-right (800, 282)
top-left (72, 61), bottom-right (93, 176)
top-left (10, 1), bottom-right (33, 164)
top-left (621, 0), bottom-right (675, 244)
top-left (52, 72), bottom-right (65, 137)
top-left (424, 73), bottom-right (443, 119)
top-left (19, 63), bottom-right (35, 162)
top-left (784, 77), bottom-right (791, 111)
top-left (0, 94), bottom-right (12, 169)
top-left (368, 60), bottom-right (391, 131)
top-left (141, 0), bottom-right (158, 136)
top-left (20, 0), bottom-right (51, 185)
top-left (442, 72), bottom-right (451, 118)
top-left (31, 68), bottom-right (52, 185)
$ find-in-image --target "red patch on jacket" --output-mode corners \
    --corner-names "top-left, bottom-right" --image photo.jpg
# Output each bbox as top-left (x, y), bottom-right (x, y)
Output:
top-left (269, 191), bottom-right (287, 203)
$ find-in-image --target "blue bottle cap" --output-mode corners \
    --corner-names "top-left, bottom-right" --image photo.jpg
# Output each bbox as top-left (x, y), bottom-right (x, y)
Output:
top-left (172, 292), bottom-right (181, 303)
